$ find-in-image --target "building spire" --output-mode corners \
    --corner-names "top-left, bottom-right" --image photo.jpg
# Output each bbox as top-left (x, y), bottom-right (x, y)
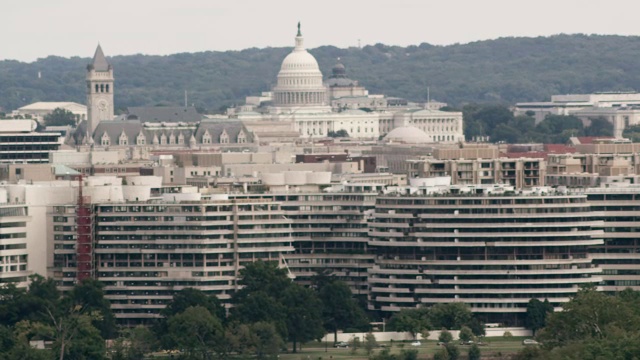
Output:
top-left (90, 44), bottom-right (110, 72)
top-left (297, 21), bottom-right (301, 36)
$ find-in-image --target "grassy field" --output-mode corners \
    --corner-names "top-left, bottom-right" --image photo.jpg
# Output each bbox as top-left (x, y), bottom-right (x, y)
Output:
top-left (147, 337), bottom-right (530, 359)
top-left (279, 337), bottom-right (530, 360)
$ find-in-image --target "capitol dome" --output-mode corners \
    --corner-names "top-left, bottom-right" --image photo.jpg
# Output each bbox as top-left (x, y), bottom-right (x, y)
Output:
top-left (272, 23), bottom-right (328, 108)
top-left (384, 126), bottom-right (432, 144)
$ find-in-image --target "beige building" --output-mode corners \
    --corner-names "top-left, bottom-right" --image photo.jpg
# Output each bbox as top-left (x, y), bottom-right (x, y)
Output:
top-left (546, 141), bottom-right (640, 187)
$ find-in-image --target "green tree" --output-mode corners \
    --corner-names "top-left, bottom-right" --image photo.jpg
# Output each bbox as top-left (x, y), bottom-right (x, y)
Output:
top-left (400, 349), bottom-right (418, 360)
top-left (387, 308), bottom-right (430, 339)
top-left (161, 287), bottom-right (225, 323)
top-left (428, 303), bottom-right (472, 330)
top-left (536, 115), bottom-right (584, 143)
top-left (318, 279), bottom-right (368, 342)
top-left (44, 108), bottom-right (76, 126)
top-left (623, 124), bottom-right (640, 142)
top-left (438, 329), bottom-right (453, 344)
top-left (433, 347), bottom-right (449, 360)
top-left (111, 326), bottom-right (158, 360)
top-left (328, 129), bottom-right (349, 138)
top-left (364, 332), bottom-right (378, 355)
top-left (584, 117), bottom-right (613, 137)
top-left (230, 261), bottom-right (292, 335)
top-left (167, 306), bottom-right (224, 360)
top-left (525, 299), bottom-right (553, 335)
top-left (66, 279), bottom-right (117, 339)
top-left (38, 308), bottom-right (106, 360)
top-left (466, 318), bottom-right (485, 337)
top-left (443, 343), bottom-right (459, 360)
top-left (250, 322), bottom-right (283, 360)
top-left (467, 344), bottom-right (481, 360)
top-left (281, 284), bottom-right (324, 352)
top-left (349, 337), bottom-right (360, 355)
top-left (458, 326), bottom-right (473, 343)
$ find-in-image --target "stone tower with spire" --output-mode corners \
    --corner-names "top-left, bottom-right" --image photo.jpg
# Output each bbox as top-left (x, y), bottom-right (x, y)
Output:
top-left (86, 44), bottom-right (114, 137)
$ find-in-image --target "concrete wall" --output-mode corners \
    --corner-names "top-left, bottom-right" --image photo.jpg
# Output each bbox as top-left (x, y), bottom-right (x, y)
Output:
top-left (320, 328), bottom-right (532, 342)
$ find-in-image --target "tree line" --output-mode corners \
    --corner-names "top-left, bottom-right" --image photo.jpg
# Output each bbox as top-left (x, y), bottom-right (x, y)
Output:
top-left (514, 286), bottom-right (640, 360)
top-left (0, 261), bottom-right (370, 359)
top-left (460, 104), bottom-right (613, 143)
top-left (3, 34), bottom-right (640, 113)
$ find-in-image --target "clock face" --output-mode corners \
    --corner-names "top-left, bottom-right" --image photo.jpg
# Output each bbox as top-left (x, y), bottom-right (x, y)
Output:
top-left (98, 100), bottom-right (108, 111)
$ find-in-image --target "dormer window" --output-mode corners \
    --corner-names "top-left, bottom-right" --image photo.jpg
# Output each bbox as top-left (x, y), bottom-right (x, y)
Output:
top-left (220, 130), bottom-right (229, 144)
top-left (101, 132), bottom-right (110, 146)
top-left (178, 133), bottom-right (185, 145)
top-left (118, 132), bottom-right (128, 146)
top-left (202, 130), bottom-right (212, 144)
top-left (237, 130), bottom-right (246, 144)
top-left (136, 133), bottom-right (146, 145)
top-left (160, 134), bottom-right (167, 145)
top-left (169, 133), bottom-right (176, 145)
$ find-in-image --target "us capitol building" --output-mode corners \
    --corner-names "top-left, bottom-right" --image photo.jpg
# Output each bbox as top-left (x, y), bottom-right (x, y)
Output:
top-left (232, 23), bottom-right (464, 142)
top-left (77, 24), bottom-right (464, 147)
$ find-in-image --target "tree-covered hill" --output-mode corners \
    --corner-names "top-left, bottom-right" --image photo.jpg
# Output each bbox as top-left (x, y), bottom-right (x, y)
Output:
top-left (3, 34), bottom-right (640, 113)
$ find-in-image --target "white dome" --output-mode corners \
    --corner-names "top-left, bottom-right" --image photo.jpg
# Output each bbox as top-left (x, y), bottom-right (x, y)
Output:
top-left (280, 50), bottom-right (321, 72)
top-left (384, 126), bottom-right (431, 144)
top-left (272, 25), bottom-right (328, 108)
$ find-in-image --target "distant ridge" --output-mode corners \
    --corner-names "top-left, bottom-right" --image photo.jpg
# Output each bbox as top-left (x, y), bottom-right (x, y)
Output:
top-left (2, 34), bottom-right (640, 113)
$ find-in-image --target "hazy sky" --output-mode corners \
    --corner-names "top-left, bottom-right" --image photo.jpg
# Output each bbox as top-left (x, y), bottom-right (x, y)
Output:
top-left (3, 0), bottom-right (640, 62)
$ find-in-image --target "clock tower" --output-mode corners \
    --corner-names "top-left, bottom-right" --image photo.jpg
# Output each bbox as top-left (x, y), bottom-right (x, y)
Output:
top-left (86, 44), bottom-right (114, 137)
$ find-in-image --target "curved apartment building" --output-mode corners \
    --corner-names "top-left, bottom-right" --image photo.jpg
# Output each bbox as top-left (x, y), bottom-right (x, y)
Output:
top-left (586, 187), bottom-right (640, 292)
top-left (368, 186), bottom-right (604, 325)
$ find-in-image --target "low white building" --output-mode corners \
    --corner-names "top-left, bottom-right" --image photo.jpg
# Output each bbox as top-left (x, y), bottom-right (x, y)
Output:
top-left (515, 92), bottom-right (640, 138)
top-left (15, 102), bottom-right (87, 123)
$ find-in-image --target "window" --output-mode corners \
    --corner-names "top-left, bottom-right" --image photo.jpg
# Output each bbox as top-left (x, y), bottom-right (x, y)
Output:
top-left (202, 130), bottom-right (211, 144)
top-left (219, 131), bottom-right (229, 144)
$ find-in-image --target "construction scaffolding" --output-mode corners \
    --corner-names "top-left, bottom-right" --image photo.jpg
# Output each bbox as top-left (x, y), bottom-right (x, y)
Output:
top-left (76, 175), bottom-right (94, 281)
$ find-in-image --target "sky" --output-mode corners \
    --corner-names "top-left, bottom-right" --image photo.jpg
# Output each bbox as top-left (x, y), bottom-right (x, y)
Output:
top-left (3, 0), bottom-right (640, 62)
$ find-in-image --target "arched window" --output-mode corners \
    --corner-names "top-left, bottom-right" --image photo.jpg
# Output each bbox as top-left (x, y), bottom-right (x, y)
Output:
top-left (106, 84), bottom-right (110, 93)
top-left (100, 84), bottom-right (104, 92)
top-left (95, 84), bottom-right (99, 93)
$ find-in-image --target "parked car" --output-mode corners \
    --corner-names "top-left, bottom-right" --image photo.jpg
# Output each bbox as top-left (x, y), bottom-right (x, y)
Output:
top-left (410, 341), bottom-right (421, 346)
top-left (460, 340), bottom-right (474, 345)
top-left (334, 341), bottom-right (349, 348)
top-left (522, 339), bottom-right (539, 346)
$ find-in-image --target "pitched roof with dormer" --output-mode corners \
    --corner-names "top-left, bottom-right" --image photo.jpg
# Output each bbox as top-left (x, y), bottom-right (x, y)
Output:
top-left (193, 120), bottom-right (254, 144)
